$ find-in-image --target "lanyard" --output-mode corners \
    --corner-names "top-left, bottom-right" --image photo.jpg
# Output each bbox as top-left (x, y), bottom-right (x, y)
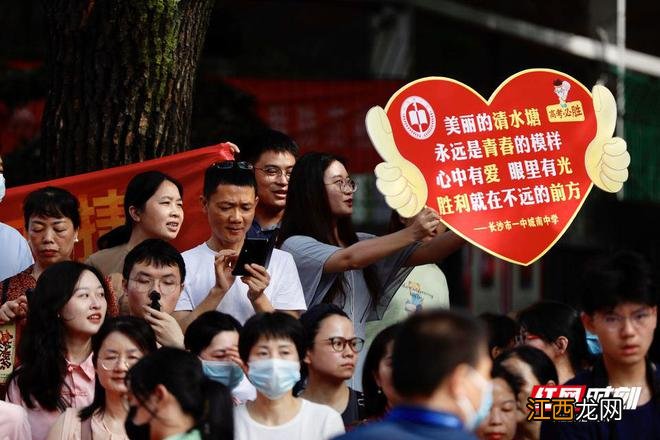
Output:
top-left (388, 406), bottom-right (464, 430)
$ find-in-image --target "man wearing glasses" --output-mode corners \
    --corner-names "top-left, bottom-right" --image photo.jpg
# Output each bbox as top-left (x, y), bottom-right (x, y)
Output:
top-left (122, 238), bottom-right (187, 348)
top-left (173, 160), bottom-right (306, 332)
top-left (541, 251), bottom-right (659, 439)
top-left (241, 129), bottom-right (299, 241)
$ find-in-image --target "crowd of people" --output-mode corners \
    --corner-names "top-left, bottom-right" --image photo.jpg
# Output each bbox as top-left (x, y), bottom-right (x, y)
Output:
top-left (0, 131), bottom-right (657, 440)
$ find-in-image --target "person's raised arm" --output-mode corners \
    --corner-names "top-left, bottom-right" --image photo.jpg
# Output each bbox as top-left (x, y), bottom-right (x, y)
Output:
top-left (403, 229), bottom-right (464, 267)
top-left (323, 208), bottom-right (440, 273)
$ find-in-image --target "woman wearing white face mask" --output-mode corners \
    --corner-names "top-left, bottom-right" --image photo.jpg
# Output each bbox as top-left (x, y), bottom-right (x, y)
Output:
top-left (234, 312), bottom-right (345, 440)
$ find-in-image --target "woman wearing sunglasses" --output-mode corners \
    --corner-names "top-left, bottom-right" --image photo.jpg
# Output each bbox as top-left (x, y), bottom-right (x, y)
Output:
top-left (299, 304), bottom-right (366, 428)
top-left (279, 152), bottom-right (464, 390)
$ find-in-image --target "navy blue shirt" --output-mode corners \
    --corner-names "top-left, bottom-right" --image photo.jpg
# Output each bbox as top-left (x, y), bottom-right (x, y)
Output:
top-left (334, 406), bottom-right (477, 440)
top-left (246, 220), bottom-right (279, 241)
top-left (541, 359), bottom-right (660, 440)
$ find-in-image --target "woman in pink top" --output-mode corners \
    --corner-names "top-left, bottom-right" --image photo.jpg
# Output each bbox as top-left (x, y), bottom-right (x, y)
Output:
top-left (7, 261), bottom-right (108, 440)
top-left (47, 316), bottom-right (158, 439)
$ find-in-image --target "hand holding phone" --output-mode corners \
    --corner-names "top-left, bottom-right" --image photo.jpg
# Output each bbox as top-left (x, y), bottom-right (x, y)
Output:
top-left (231, 238), bottom-right (273, 276)
top-left (149, 291), bottom-right (161, 311)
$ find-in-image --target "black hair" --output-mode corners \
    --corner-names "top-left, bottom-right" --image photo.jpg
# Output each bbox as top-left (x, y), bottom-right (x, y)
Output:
top-left (298, 304), bottom-right (351, 386)
top-left (185, 311), bottom-right (242, 356)
top-left (581, 250), bottom-right (657, 315)
top-left (517, 301), bottom-right (592, 373)
top-left (11, 261), bottom-right (109, 411)
top-left (491, 361), bottom-right (524, 400)
top-left (97, 171), bottom-right (183, 249)
top-left (122, 238), bottom-right (186, 282)
top-left (278, 152), bottom-right (381, 305)
top-left (127, 347), bottom-right (233, 440)
top-left (203, 161), bottom-right (257, 199)
top-left (79, 316), bottom-right (157, 420)
top-left (497, 345), bottom-right (558, 385)
top-left (241, 129), bottom-right (299, 164)
top-left (23, 186), bottom-right (81, 230)
top-left (478, 313), bottom-right (520, 359)
top-left (362, 324), bottom-right (402, 419)
top-left (239, 312), bottom-right (305, 364)
top-left (392, 309), bottom-right (487, 398)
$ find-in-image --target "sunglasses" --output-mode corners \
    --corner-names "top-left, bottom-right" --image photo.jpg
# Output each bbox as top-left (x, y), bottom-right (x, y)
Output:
top-left (211, 160), bottom-right (254, 171)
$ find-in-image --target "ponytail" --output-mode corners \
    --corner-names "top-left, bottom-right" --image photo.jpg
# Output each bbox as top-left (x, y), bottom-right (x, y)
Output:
top-left (198, 378), bottom-right (234, 440)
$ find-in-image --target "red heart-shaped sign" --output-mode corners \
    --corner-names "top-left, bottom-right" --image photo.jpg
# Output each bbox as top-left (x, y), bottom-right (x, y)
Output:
top-left (385, 69), bottom-right (596, 265)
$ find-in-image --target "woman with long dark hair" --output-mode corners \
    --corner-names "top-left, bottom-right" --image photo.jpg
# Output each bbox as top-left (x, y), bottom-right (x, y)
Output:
top-left (86, 171), bottom-right (184, 277)
top-left (126, 347), bottom-right (234, 440)
top-left (7, 261), bottom-right (109, 440)
top-left (517, 300), bottom-right (592, 384)
top-left (361, 324), bottom-right (401, 420)
top-left (279, 152), bottom-right (463, 388)
top-left (47, 316), bottom-right (157, 439)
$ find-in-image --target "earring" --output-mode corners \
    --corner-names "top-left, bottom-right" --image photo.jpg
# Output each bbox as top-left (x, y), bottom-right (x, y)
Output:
top-left (377, 388), bottom-right (383, 395)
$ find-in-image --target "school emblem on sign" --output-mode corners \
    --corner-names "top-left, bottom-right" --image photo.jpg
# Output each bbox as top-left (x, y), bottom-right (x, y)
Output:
top-left (400, 96), bottom-right (436, 139)
top-left (367, 69), bottom-right (630, 265)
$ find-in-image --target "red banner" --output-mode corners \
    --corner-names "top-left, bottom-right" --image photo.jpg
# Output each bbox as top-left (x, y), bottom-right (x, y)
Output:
top-left (223, 78), bottom-right (403, 173)
top-left (0, 145), bottom-right (233, 259)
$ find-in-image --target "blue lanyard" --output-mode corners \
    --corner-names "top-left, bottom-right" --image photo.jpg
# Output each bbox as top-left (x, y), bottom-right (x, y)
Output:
top-left (388, 406), bottom-right (464, 430)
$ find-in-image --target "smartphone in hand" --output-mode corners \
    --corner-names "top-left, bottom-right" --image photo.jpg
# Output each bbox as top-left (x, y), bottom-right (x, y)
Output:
top-left (149, 291), bottom-right (161, 311)
top-left (231, 238), bottom-right (273, 276)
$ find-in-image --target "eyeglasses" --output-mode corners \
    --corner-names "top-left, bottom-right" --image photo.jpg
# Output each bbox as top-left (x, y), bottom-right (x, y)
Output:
top-left (99, 354), bottom-right (142, 371)
top-left (212, 160), bottom-right (254, 171)
top-left (595, 309), bottom-right (654, 332)
top-left (128, 277), bottom-right (180, 296)
top-left (255, 166), bottom-right (292, 181)
top-left (322, 337), bottom-right (365, 353)
top-left (325, 178), bottom-right (358, 194)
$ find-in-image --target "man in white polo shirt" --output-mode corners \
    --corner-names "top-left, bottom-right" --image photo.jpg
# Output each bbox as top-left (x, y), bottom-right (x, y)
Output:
top-left (174, 160), bottom-right (306, 330)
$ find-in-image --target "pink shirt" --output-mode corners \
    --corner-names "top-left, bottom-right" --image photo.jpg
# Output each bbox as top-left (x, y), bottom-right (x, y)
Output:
top-left (7, 354), bottom-right (96, 440)
top-left (48, 408), bottom-right (129, 440)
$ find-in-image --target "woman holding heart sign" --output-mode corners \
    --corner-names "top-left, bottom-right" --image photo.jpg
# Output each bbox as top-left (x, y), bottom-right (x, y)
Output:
top-left (279, 152), bottom-right (464, 390)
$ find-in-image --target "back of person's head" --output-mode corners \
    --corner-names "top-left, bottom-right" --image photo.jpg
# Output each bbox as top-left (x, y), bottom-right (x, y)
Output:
top-left (392, 309), bottom-right (488, 399)
top-left (497, 346), bottom-right (558, 385)
top-left (517, 301), bottom-right (591, 372)
top-left (478, 313), bottom-right (519, 359)
top-left (239, 312), bottom-right (305, 363)
top-left (23, 186), bottom-right (81, 229)
top-left (122, 238), bottom-right (186, 282)
top-left (98, 171), bottom-right (183, 249)
top-left (581, 250), bottom-right (657, 315)
top-left (203, 161), bottom-right (257, 199)
top-left (362, 323), bottom-right (402, 419)
top-left (16, 261), bottom-right (109, 410)
top-left (185, 311), bottom-right (242, 356)
top-left (127, 347), bottom-right (233, 440)
top-left (80, 316), bottom-right (157, 420)
top-left (242, 129), bottom-right (299, 165)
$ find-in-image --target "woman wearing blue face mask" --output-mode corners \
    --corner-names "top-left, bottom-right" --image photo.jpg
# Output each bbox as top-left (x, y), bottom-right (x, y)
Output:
top-left (184, 311), bottom-right (256, 404)
top-left (234, 312), bottom-right (345, 440)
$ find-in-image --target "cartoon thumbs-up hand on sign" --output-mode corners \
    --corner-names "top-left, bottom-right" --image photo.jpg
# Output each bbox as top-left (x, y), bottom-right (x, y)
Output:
top-left (584, 85), bottom-right (630, 193)
top-left (366, 106), bottom-right (428, 218)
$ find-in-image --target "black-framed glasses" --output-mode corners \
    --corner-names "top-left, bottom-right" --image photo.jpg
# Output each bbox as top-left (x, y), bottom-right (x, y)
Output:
top-left (128, 277), bottom-right (180, 296)
top-left (255, 166), bottom-right (292, 180)
top-left (322, 337), bottom-right (365, 353)
top-left (325, 178), bottom-right (358, 194)
top-left (212, 160), bottom-right (254, 171)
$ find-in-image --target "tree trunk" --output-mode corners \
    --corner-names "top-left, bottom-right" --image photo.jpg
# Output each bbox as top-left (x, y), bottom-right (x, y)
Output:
top-left (41, 0), bottom-right (215, 177)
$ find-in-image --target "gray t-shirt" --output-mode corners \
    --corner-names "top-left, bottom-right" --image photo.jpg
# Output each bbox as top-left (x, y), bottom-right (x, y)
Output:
top-left (281, 233), bottom-right (417, 390)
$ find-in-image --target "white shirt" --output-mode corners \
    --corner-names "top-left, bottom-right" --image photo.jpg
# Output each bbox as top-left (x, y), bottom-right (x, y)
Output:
top-left (0, 223), bottom-right (33, 282)
top-left (234, 399), bottom-right (345, 440)
top-left (175, 242), bottom-right (307, 323)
